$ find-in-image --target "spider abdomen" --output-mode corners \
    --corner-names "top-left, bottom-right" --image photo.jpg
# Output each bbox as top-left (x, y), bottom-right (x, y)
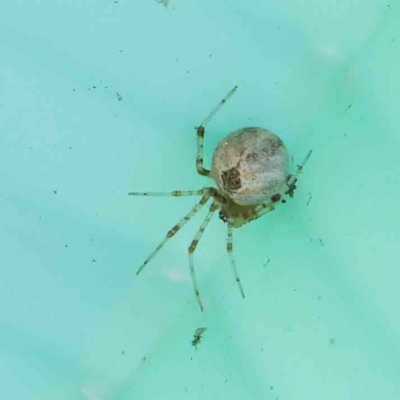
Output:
top-left (211, 127), bottom-right (289, 206)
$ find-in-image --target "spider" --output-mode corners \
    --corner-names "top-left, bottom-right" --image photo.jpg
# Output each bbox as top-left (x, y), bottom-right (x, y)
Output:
top-left (129, 86), bottom-right (312, 312)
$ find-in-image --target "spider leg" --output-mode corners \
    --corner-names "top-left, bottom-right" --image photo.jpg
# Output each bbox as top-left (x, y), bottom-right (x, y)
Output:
top-left (196, 86), bottom-right (238, 177)
top-left (286, 150), bottom-right (313, 190)
top-left (227, 224), bottom-right (245, 299)
top-left (128, 189), bottom-right (208, 197)
top-left (188, 199), bottom-right (221, 311)
top-left (136, 191), bottom-right (212, 276)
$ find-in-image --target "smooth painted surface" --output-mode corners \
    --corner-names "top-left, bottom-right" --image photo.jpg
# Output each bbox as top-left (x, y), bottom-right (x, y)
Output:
top-left (1, 1), bottom-right (399, 399)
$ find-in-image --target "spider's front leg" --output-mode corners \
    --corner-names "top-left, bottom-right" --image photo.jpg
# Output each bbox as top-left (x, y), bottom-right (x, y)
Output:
top-left (196, 126), bottom-right (210, 177)
top-left (286, 150), bottom-right (313, 197)
top-left (195, 86), bottom-right (238, 177)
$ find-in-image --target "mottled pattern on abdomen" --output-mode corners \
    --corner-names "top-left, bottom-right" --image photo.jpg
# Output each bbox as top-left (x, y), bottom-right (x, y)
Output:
top-left (211, 127), bottom-right (289, 206)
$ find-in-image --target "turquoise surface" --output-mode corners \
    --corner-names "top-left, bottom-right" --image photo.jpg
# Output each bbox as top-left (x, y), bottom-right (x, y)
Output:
top-left (1, 1), bottom-right (400, 399)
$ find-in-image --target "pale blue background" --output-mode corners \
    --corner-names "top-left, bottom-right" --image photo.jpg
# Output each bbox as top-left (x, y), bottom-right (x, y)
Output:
top-left (1, 1), bottom-right (400, 399)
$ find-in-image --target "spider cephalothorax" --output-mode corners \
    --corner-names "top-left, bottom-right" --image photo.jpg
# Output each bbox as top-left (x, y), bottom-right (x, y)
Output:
top-left (129, 86), bottom-right (311, 311)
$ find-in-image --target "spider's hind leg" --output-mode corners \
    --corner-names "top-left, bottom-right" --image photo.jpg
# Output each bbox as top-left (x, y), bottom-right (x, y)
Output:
top-left (227, 225), bottom-right (245, 299)
top-left (188, 199), bottom-right (221, 311)
top-left (196, 86), bottom-right (238, 177)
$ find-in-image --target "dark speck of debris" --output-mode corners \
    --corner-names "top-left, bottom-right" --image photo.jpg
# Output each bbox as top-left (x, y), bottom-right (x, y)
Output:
top-left (155, 0), bottom-right (169, 6)
top-left (306, 193), bottom-right (312, 206)
top-left (91, 258), bottom-right (96, 263)
top-left (319, 238), bottom-right (324, 246)
top-left (329, 338), bottom-right (336, 345)
top-left (192, 327), bottom-right (207, 349)
top-left (121, 350), bottom-right (125, 355)
top-left (116, 92), bottom-right (123, 101)
top-left (270, 386), bottom-right (274, 390)
top-left (263, 257), bottom-right (271, 268)
top-left (142, 356), bottom-right (147, 362)
top-left (53, 190), bottom-right (58, 194)
top-left (344, 102), bottom-right (353, 114)
top-left (64, 244), bottom-right (68, 248)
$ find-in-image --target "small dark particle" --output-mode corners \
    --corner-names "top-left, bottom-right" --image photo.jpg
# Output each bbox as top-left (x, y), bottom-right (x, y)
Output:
top-left (225, 379), bottom-right (228, 384)
top-left (121, 350), bottom-right (125, 355)
top-left (116, 92), bottom-right (123, 101)
top-left (263, 258), bottom-right (271, 268)
top-left (319, 238), bottom-right (324, 246)
top-left (91, 258), bottom-right (96, 263)
top-left (306, 193), bottom-right (312, 206)
top-left (142, 356), bottom-right (147, 362)
top-left (53, 190), bottom-right (58, 194)
top-left (155, 0), bottom-right (169, 6)
top-left (64, 244), bottom-right (68, 248)
top-left (192, 327), bottom-right (207, 349)
top-left (329, 338), bottom-right (336, 345)
top-left (344, 102), bottom-right (353, 114)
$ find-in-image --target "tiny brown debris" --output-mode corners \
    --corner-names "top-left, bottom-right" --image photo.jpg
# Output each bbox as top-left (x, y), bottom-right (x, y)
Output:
top-left (192, 327), bottom-right (207, 349)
